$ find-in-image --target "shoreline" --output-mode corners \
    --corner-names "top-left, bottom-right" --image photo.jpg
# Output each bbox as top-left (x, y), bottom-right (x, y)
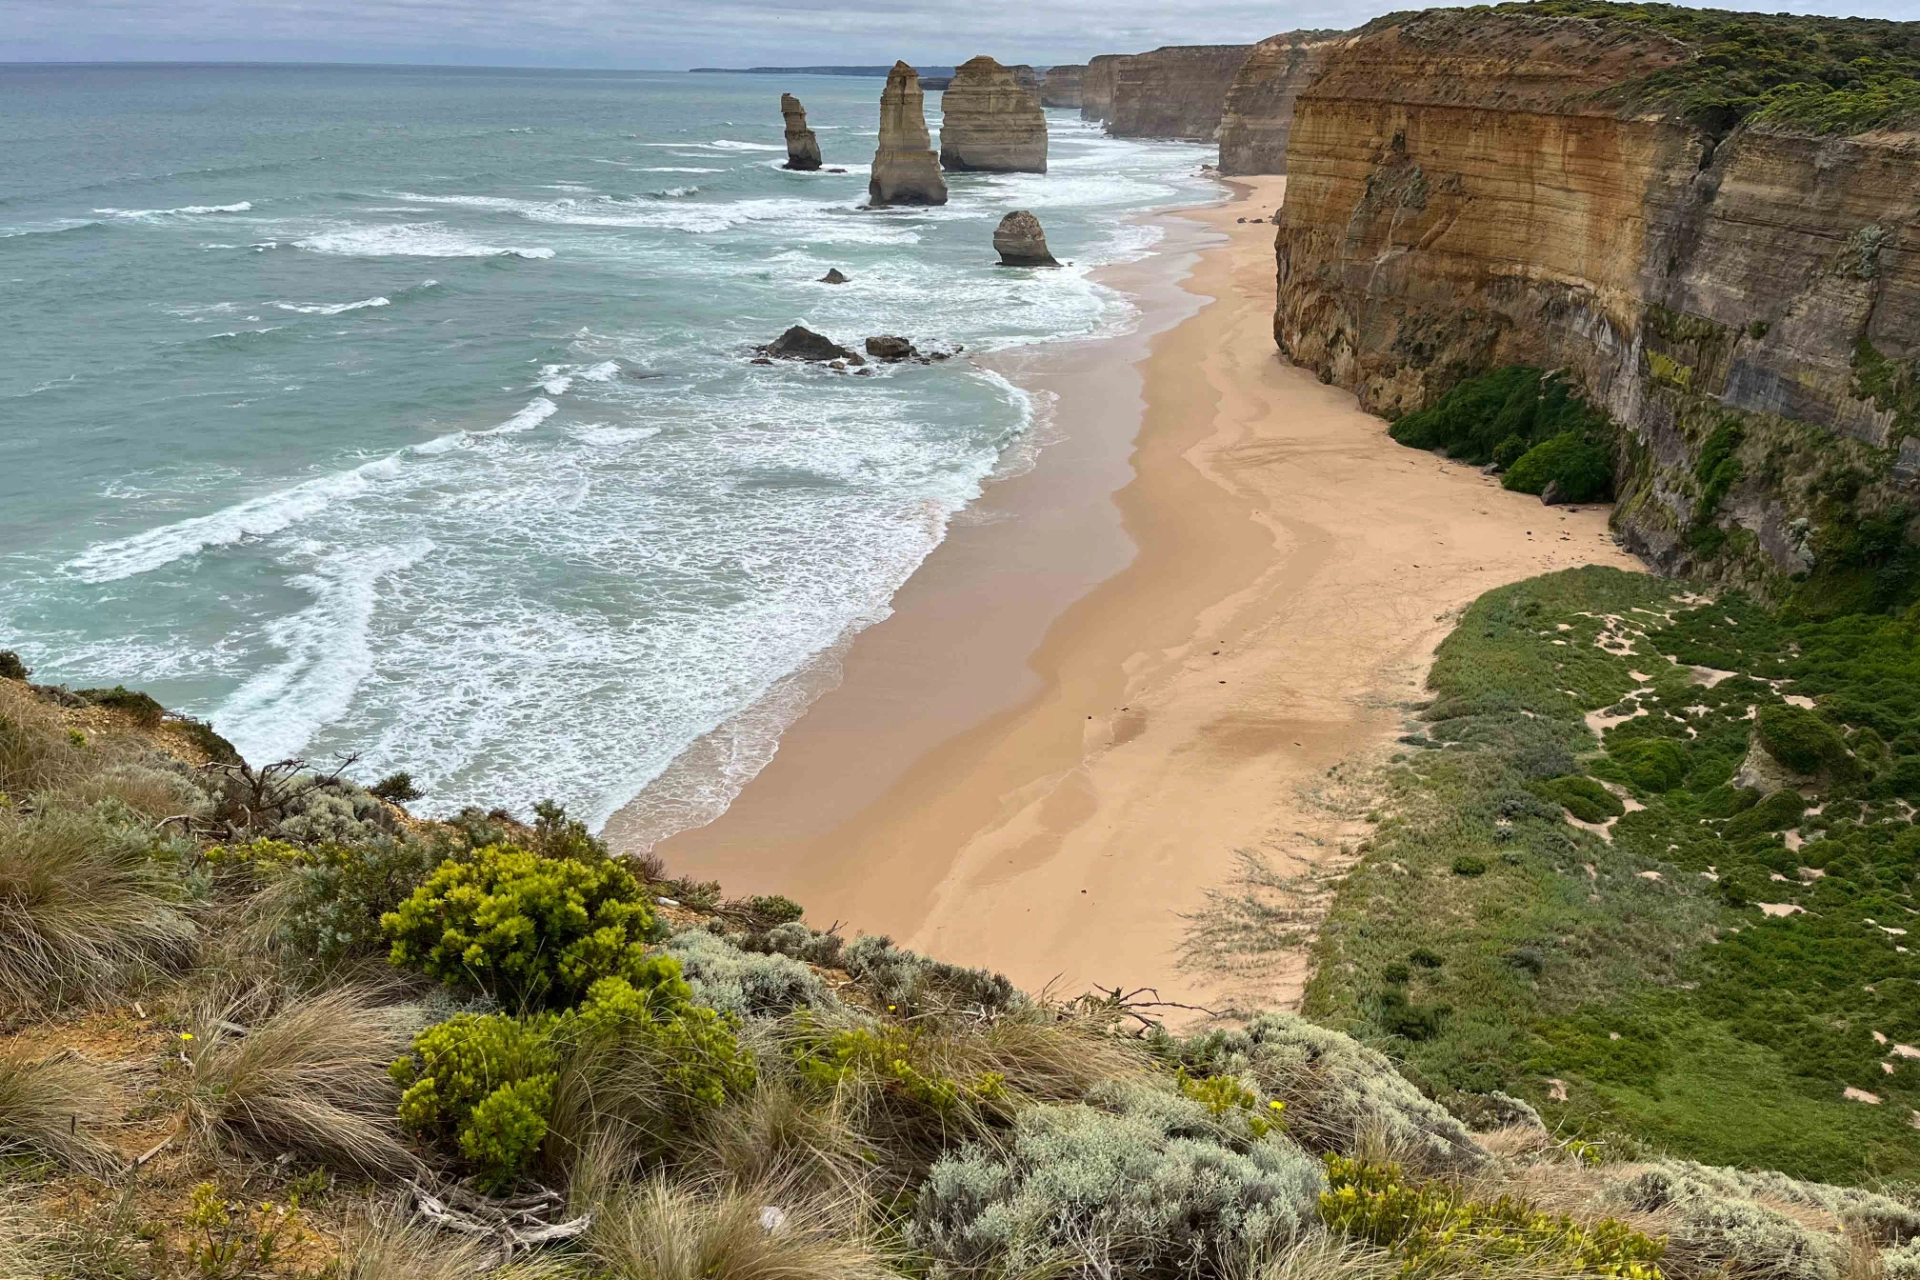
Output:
top-left (623, 175), bottom-right (1642, 1009)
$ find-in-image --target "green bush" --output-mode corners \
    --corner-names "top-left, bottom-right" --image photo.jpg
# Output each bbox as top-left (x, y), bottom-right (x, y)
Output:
top-left (665, 928), bottom-right (828, 1018)
top-left (565, 973), bottom-right (756, 1114)
top-left (1756, 704), bottom-right (1853, 776)
top-left (1503, 432), bottom-right (1614, 502)
top-left (73, 686), bottom-right (164, 728)
top-left (1451, 856), bottom-right (1488, 877)
top-left (1388, 367), bottom-right (1614, 499)
top-left (0, 652), bottom-right (26, 683)
top-left (1608, 737), bottom-right (1691, 793)
top-left (383, 844), bottom-right (668, 1008)
top-left (367, 772), bottom-right (422, 804)
top-left (1321, 1155), bottom-right (1665, 1277)
top-left (840, 934), bottom-right (1019, 1017)
top-left (391, 1011), bottom-right (560, 1192)
top-left (1530, 775), bottom-right (1626, 823)
top-left (1721, 788), bottom-right (1808, 840)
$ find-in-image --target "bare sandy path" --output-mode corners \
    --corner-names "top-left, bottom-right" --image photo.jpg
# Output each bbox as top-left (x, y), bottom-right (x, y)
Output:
top-left (636, 175), bottom-right (1640, 1008)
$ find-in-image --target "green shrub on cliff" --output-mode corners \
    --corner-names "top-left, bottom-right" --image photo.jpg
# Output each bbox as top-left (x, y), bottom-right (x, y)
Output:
top-left (383, 843), bottom-right (668, 1008)
top-left (1388, 366), bottom-right (1615, 500)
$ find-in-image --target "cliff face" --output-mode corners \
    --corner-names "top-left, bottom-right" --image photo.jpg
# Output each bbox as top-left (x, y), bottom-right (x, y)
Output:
top-left (870, 62), bottom-right (948, 206)
top-left (1216, 31), bottom-right (1345, 175)
top-left (1080, 55), bottom-right (1125, 123)
top-left (1274, 10), bottom-right (1920, 595)
top-left (1040, 64), bottom-right (1085, 109)
top-left (1108, 44), bottom-right (1253, 141)
top-left (779, 93), bottom-right (821, 171)
top-left (941, 56), bottom-right (1048, 173)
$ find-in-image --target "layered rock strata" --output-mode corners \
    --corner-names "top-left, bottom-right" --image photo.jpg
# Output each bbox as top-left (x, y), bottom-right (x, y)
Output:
top-left (869, 62), bottom-right (948, 206)
top-left (779, 93), bottom-right (822, 170)
top-left (1080, 55), bottom-right (1125, 123)
top-left (1216, 30), bottom-right (1345, 175)
top-left (1108, 44), bottom-right (1253, 140)
top-left (1273, 8), bottom-right (1920, 593)
top-left (993, 210), bottom-right (1057, 266)
top-left (940, 56), bottom-right (1048, 173)
top-left (1040, 64), bottom-right (1085, 108)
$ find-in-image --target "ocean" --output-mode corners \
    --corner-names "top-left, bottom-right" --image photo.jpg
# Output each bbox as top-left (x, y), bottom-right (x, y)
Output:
top-left (0, 63), bottom-right (1215, 832)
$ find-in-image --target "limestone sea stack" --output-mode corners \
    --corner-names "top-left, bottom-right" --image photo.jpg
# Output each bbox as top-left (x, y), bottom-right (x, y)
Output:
top-left (993, 210), bottom-right (1057, 266)
top-left (1216, 31), bottom-right (1345, 175)
top-left (869, 61), bottom-right (948, 207)
top-left (1040, 64), bottom-right (1086, 108)
top-left (1080, 54), bottom-right (1126, 122)
top-left (940, 56), bottom-right (1048, 173)
top-left (1109, 44), bottom-right (1255, 141)
top-left (780, 93), bottom-right (822, 170)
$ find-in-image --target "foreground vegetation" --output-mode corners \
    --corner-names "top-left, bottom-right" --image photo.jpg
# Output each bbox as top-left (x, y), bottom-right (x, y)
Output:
top-left (1289, 566), bottom-right (1920, 1196)
top-left (5, 649), bottom-right (1916, 1277)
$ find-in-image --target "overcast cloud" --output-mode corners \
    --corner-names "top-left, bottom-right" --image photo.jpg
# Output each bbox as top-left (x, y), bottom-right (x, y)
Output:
top-left (6, 0), bottom-right (1919, 69)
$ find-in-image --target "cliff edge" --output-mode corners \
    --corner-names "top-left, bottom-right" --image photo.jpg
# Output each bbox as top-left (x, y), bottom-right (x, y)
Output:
top-left (1217, 30), bottom-right (1347, 175)
top-left (1109, 44), bottom-right (1254, 141)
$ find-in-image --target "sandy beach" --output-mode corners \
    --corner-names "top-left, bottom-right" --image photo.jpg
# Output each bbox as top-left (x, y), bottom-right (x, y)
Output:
top-left (623, 174), bottom-right (1642, 1008)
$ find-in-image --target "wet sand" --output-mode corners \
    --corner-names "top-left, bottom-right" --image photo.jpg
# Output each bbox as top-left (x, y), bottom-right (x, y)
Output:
top-left (620, 175), bottom-right (1641, 1008)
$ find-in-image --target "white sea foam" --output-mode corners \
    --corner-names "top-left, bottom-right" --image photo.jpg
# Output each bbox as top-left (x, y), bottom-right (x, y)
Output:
top-left (570, 424), bottom-right (661, 447)
top-left (651, 186), bottom-right (699, 198)
top-left (640, 167), bottom-right (724, 173)
top-left (293, 223), bottom-right (555, 258)
top-left (708, 140), bottom-right (785, 152)
top-left (94, 201), bottom-right (253, 218)
top-left (272, 295), bottom-right (391, 315)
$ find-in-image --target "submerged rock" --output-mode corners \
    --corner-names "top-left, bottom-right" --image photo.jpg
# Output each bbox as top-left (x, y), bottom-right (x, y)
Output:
top-left (869, 62), bottom-right (948, 207)
top-left (818, 268), bottom-right (850, 284)
top-left (763, 325), bottom-right (861, 363)
top-left (865, 335), bottom-right (915, 360)
top-left (940, 56), bottom-right (1048, 174)
top-left (993, 211), bottom-right (1058, 266)
top-left (780, 93), bottom-right (822, 171)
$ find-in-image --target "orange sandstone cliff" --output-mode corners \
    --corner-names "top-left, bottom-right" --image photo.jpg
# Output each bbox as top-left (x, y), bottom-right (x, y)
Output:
top-left (1217, 30), bottom-right (1346, 175)
top-left (1274, 8), bottom-right (1920, 592)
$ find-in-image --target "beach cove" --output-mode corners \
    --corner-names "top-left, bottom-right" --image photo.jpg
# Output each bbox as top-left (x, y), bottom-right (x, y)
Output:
top-left (630, 174), bottom-right (1643, 1008)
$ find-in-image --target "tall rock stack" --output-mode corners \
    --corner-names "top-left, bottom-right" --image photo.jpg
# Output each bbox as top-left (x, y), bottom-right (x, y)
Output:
top-left (1040, 64), bottom-right (1086, 108)
top-left (1080, 55), bottom-right (1125, 122)
top-left (1108, 44), bottom-right (1255, 140)
top-left (779, 93), bottom-right (822, 171)
top-left (1216, 31), bottom-right (1344, 175)
top-left (940, 56), bottom-right (1048, 174)
top-left (868, 61), bottom-right (948, 207)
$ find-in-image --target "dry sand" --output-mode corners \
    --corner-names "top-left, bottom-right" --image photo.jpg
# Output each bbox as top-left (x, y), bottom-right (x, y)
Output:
top-left (629, 175), bottom-right (1641, 1009)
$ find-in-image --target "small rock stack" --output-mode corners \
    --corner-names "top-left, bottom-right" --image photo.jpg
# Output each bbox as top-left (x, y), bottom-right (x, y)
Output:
top-left (869, 62), bottom-right (948, 207)
top-left (994, 211), bottom-right (1057, 266)
top-left (780, 93), bottom-right (822, 171)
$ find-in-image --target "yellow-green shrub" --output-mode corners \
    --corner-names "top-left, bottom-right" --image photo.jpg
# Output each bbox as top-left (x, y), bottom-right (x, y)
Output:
top-left (793, 1018), bottom-right (1005, 1115)
top-left (1319, 1155), bottom-right (1665, 1277)
top-left (1177, 1066), bottom-right (1286, 1139)
top-left (391, 1011), bottom-right (560, 1191)
top-left (382, 844), bottom-right (663, 1008)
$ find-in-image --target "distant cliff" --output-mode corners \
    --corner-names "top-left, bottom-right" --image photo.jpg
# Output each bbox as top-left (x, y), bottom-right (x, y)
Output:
top-left (1080, 54), bottom-right (1124, 123)
top-left (1275, 5), bottom-right (1920, 602)
top-left (1217, 30), bottom-right (1345, 175)
top-left (1108, 44), bottom-right (1253, 141)
top-left (1040, 64), bottom-right (1085, 108)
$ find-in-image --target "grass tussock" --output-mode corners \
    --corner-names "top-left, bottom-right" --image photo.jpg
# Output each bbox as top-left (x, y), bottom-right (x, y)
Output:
top-left (337, 1214), bottom-right (572, 1280)
top-left (183, 986), bottom-right (421, 1176)
top-left (585, 1178), bottom-right (899, 1280)
top-left (0, 805), bottom-right (195, 1007)
top-left (0, 1045), bottom-right (120, 1173)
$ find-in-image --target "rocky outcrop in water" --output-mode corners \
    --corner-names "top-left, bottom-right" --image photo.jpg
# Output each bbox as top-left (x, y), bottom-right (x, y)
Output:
top-left (1109, 45), bottom-right (1253, 141)
top-left (1040, 64), bottom-right (1085, 108)
top-left (1216, 31), bottom-right (1345, 174)
top-left (940, 56), bottom-right (1048, 173)
top-left (1273, 7), bottom-right (1920, 596)
top-left (1080, 55), bottom-right (1125, 123)
top-left (780, 93), bottom-right (822, 170)
top-left (763, 326), bottom-right (861, 363)
top-left (869, 62), bottom-right (948, 207)
top-left (993, 211), bottom-right (1058, 266)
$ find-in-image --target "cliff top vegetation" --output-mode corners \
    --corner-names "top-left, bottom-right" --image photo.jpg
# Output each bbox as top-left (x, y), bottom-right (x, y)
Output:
top-left (1380, 1), bottom-right (1920, 135)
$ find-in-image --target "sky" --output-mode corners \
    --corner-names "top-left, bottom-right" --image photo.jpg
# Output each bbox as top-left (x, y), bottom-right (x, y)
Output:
top-left (5, 0), bottom-right (1919, 69)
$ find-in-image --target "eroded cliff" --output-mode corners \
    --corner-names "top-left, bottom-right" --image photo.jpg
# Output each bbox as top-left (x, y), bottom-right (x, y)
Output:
top-left (1080, 54), bottom-right (1125, 123)
top-left (1040, 64), bottom-right (1085, 108)
top-left (941, 55), bottom-right (1048, 172)
top-left (1274, 6), bottom-right (1920, 601)
top-left (1109, 44), bottom-right (1253, 141)
top-left (1217, 30), bottom-right (1346, 175)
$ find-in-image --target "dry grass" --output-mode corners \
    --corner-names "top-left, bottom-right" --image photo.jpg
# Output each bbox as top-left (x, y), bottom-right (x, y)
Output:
top-left (1247, 1233), bottom-right (1404, 1280)
top-left (917, 1007), bottom-right (1153, 1108)
top-left (0, 806), bottom-right (196, 1007)
top-left (585, 1178), bottom-right (899, 1280)
top-left (182, 986), bottom-right (421, 1176)
top-left (0, 682), bottom-right (87, 797)
top-left (337, 1213), bottom-right (573, 1280)
top-left (0, 1044), bottom-right (120, 1173)
top-left (699, 1079), bottom-right (880, 1202)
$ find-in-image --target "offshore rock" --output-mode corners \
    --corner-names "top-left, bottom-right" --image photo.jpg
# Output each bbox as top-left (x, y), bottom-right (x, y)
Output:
top-left (865, 335), bottom-right (915, 360)
top-left (869, 62), bottom-right (948, 207)
top-left (994, 211), bottom-right (1058, 266)
top-left (764, 326), bottom-right (859, 363)
top-left (1040, 64), bottom-right (1085, 108)
top-left (1109, 44), bottom-right (1254, 141)
top-left (818, 268), bottom-right (849, 284)
top-left (780, 93), bottom-right (822, 170)
top-left (1273, 8), bottom-right (1920, 596)
top-left (1080, 54), bottom-right (1125, 123)
top-left (941, 56), bottom-right (1048, 173)
top-left (1217, 30), bottom-right (1345, 175)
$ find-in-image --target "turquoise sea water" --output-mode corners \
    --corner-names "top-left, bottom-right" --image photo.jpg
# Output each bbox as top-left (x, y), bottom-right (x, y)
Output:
top-left (0, 64), bottom-right (1214, 828)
